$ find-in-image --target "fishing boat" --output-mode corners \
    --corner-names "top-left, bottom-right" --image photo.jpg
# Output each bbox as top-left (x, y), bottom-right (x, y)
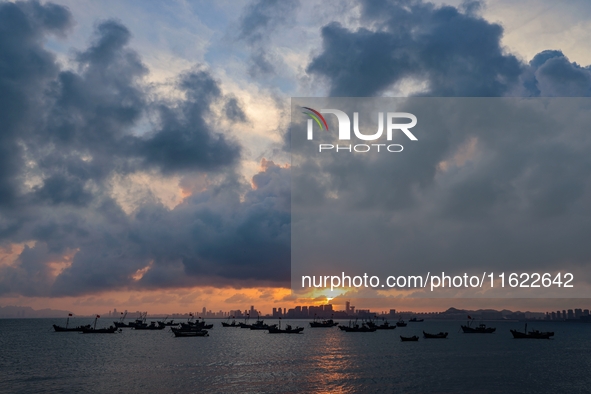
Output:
top-left (400, 335), bottom-right (419, 341)
top-left (249, 320), bottom-right (277, 330)
top-left (239, 314), bottom-right (252, 328)
top-left (461, 317), bottom-right (495, 333)
top-left (396, 319), bottom-right (407, 327)
top-left (510, 324), bottom-right (554, 339)
top-left (171, 327), bottom-right (208, 337)
top-left (180, 320), bottom-right (214, 330)
top-left (134, 321), bottom-right (166, 330)
top-left (128, 312), bottom-right (148, 328)
top-left (53, 324), bottom-right (91, 332)
top-left (114, 311), bottom-right (132, 328)
top-left (339, 321), bottom-right (377, 332)
top-left (309, 315), bottom-right (339, 328)
top-left (81, 315), bottom-right (119, 333)
top-left (221, 316), bottom-right (239, 327)
top-left (268, 320), bottom-right (304, 334)
top-left (82, 326), bottom-right (119, 334)
top-left (157, 316), bottom-right (178, 326)
top-left (367, 320), bottom-right (397, 330)
top-left (53, 313), bottom-right (91, 332)
top-left (423, 331), bottom-right (448, 339)
top-left (409, 317), bottom-right (424, 322)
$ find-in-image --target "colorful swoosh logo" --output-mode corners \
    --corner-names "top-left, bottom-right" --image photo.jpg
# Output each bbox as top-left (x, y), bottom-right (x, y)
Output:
top-left (302, 107), bottom-right (329, 131)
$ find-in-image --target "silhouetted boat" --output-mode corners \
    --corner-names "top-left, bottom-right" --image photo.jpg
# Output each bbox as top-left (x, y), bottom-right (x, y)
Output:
top-left (53, 324), bottom-right (91, 332)
top-left (127, 312), bottom-right (148, 328)
top-left (400, 335), bottom-right (419, 341)
top-left (82, 326), bottom-right (118, 334)
top-left (221, 316), bottom-right (239, 327)
top-left (180, 321), bottom-right (214, 330)
top-left (52, 313), bottom-right (90, 332)
top-left (396, 319), bottom-right (407, 327)
top-left (134, 321), bottom-right (166, 330)
top-left (268, 324), bottom-right (304, 334)
top-left (113, 311), bottom-right (131, 328)
top-left (423, 331), bottom-right (448, 338)
top-left (249, 320), bottom-right (277, 330)
top-left (171, 327), bottom-right (208, 337)
top-left (367, 320), bottom-right (397, 330)
top-left (309, 315), bottom-right (339, 328)
top-left (409, 318), bottom-right (424, 322)
top-left (510, 324), bottom-right (554, 339)
top-left (339, 322), bottom-right (377, 332)
top-left (239, 314), bottom-right (252, 328)
top-left (158, 316), bottom-right (178, 326)
top-left (461, 317), bottom-right (496, 333)
top-left (82, 315), bottom-right (119, 333)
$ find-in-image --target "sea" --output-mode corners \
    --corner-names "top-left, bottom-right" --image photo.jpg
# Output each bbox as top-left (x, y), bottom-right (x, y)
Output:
top-left (0, 318), bottom-right (589, 393)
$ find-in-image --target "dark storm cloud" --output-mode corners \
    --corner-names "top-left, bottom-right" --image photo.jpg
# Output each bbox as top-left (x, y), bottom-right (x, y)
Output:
top-left (140, 69), bottom-right (240, 173)
top-left (237, 0), bottom-right (300, 77)
top-left (307, 0), bottom-right (523, 96)
top-left (0, 1), bottom-right (289, 297)
top-left (526, 50), bottom-right (591, 96)
top-left (0, 0), bottom-right (72, 207)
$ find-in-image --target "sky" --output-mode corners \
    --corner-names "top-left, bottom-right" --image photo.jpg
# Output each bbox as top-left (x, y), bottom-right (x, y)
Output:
top-left (1, 0), bottom-right (591, 315)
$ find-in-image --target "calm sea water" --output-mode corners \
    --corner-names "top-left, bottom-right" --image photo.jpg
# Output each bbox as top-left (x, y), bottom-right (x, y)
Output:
top-left (0, 318), bottom-right (590, 393)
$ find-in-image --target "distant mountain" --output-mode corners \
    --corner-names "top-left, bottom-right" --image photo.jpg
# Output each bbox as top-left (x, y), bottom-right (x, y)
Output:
top-left (0, 305), bottom-right (73, 318)
top-left (442, 307), bottom-right (544, 319)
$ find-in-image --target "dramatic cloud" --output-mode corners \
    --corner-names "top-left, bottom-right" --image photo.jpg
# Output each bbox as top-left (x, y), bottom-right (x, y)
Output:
top-left (306, 0), bottom-right (591, 98)
top-left (306, 0), bottom-right (522, 96)
top-left (0, 1), bottom-right (289, 297)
